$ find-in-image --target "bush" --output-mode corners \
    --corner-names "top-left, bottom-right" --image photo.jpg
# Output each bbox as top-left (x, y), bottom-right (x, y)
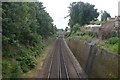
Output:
top-left (97, 39), bottom-right (118, 53)
top-left (65, 32), bottom-right (70, 37)
top-left (11, 61), bottom-right (23, 78)
top-left (2, 60), bottom-right (12, 78)
top-left (15, 48), bottom-right (37, 73)
top-left (2, 60), bottom-right (22, 78)
top-left (108, 37), bottom-right (119, 45)
top-left (85, 31), bottom-right (95, 37)
top-left (20, 61), bottom-right (30, 73)
top-left (17, 56), bottom-right (37, 72)
top-left (109, 31), bottom-right (117, 38)
top-left (108, 43), bottom-right (118, 53)
top-left (80, 32), bottom-right (85, 36)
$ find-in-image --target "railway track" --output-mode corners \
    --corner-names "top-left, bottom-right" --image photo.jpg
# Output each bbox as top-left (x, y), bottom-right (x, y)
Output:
top-left (59, 38), bottom-right (69, 79)
top-left (35, 38), bottom-right (87, 79)
top-left (47, 38), bottom-right (69, 79)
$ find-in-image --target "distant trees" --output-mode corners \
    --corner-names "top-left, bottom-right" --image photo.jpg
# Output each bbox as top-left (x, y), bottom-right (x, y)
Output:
top-left (101, 10), bottom-right (111, 21)
top-left (68, 1), bottom-right (99, 30)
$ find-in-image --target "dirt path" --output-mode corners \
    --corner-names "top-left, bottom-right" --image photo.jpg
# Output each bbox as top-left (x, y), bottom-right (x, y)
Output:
top-left (34, 38), bottom-right (87, 78)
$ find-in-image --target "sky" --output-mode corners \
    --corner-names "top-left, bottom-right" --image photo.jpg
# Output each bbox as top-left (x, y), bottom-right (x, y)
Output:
top-left (39, 0), bottom-right (120, 29)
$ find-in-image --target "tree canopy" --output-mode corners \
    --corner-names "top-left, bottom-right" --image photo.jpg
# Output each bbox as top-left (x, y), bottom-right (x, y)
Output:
top-left (2, 2), bottom-right (57, 78)
top-left (101, 10), bottom-right (111, 21)
top-left (2, 2), bottom-right (57, 46)
top-left (68, 1), bottom-right (99, 28)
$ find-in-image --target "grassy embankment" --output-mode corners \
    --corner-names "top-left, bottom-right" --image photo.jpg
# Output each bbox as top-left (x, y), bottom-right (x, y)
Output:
top-left (2, 37), bottom-right (55, 78)
top-left (21, 45), bottom-right (49, 78)
top-left (66, 31), bottom-right (119, 54)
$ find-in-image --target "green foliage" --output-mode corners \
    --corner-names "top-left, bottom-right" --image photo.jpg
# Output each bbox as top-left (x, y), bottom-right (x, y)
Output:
top-left (97, 41), bottom-right (106, 48)
top-left (79, 32), bottom-right (85, 36)
top-left (109, 31), bottom-right (117, 38)
top-left (84, 31), bottom-right (95, 37)
top-left (11, 61), bottom-right (23, 78)
top-left (68, 1), bottom-right (99, 29)
top-left (65, 32), bottom-right (70, 37)
top-left (2, 60), bottom-right (22, 78)
top-left (108, 37), bottom-right (119, 45)
top-left (2, 60), bottom-right (12, 78)
top-left (2, 43), bottom-right (42, 78)
top-left (17, 52), bottom-right (37, 73)
top-left (101, 10), bottom-right (111, 21)
top-left (72, 23), bottom-right (80, 33)
top-left (20, 61), bottom-right (30, 73)
top-left (16, 50), bottom-right (37, 69)
top-left (79, 35), bottom-right (92, 41)
top-left (90, 20), bottom-right (104, 25)
top-left (2, 2), bottom-right (57, 46)
top-left (2, 2), bottom-right (57, 78)
top-left (97, 37), bottom-right (119, 54)
top-left (69, 31), bottom-right (92, 43)
top-left (108, 43), bottom-right (118, 53)
top-left (69, 30), bottom-right (118, 54)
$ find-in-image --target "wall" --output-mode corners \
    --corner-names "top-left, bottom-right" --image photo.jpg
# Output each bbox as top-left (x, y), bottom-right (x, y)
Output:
top-left (66, 38), bottom-right (119, 78)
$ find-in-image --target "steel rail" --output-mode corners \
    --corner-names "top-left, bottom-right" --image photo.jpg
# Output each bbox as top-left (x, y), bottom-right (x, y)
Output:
top-left (57, 39), bottom-right (61, 78)
top-left (47, 39), bottom-right (58, 79)
top-left (60, 38), bottom-right (69, 79)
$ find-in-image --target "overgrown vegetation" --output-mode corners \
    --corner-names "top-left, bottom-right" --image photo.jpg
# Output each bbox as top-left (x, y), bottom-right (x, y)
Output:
top-left (97, 37), bottom-right (119, 53)
top-left (2, 2), bottom-right (57, 78)
top-left (67, 29), bottom-right (118, 54)
top-left (66, 22), bottom-right (95, 42)
top-left (65, 1), bottom-right (118, 54)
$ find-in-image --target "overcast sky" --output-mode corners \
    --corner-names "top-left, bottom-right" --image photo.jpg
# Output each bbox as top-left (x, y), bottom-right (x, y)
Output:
top-left (39, 0), bottom-right (120, 29)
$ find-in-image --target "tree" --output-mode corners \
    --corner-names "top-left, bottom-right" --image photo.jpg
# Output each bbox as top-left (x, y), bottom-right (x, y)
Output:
top-left (2, 2), bottom-right (56, 46)
top-left (65, 27), bottom-right (69, 31)
top-left (2, 2), bottom-right (57, 78)
top-left (35, 2), bottom-right (56, 38)
top-left (101, 10), bottom-right (111, 21)
top-left (68, 1), bottom-right (99, 29)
